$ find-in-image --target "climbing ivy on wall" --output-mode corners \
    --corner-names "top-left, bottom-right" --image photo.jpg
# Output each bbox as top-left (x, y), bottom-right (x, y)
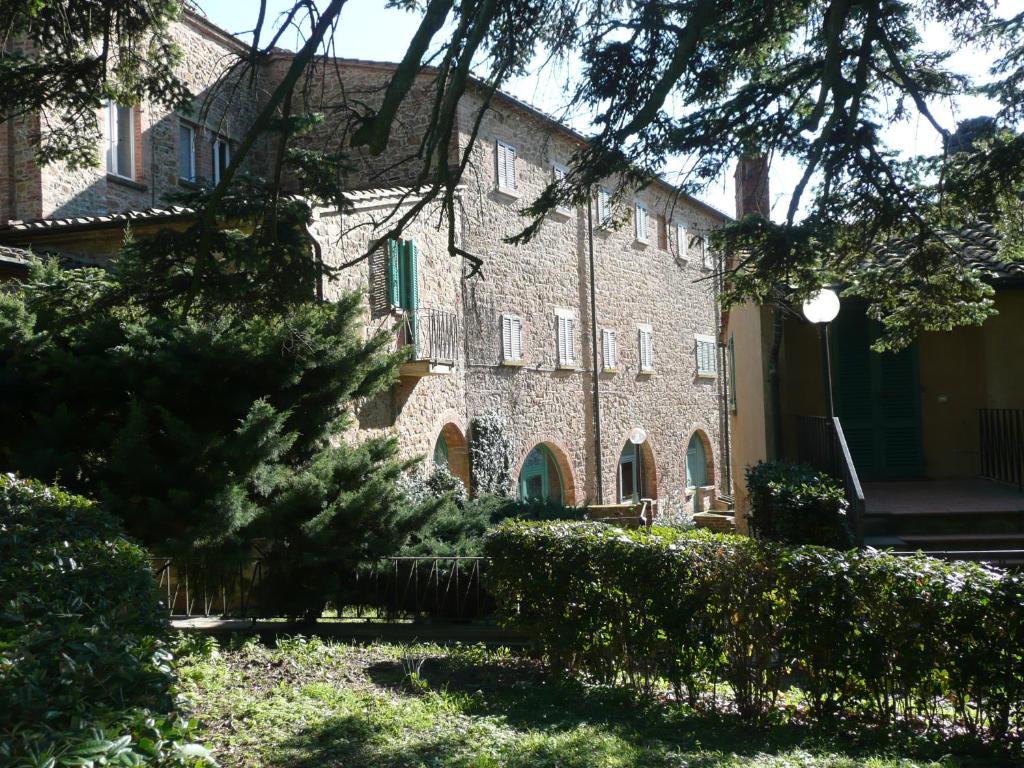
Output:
top-left (470, 412), bottom-right (515, 497)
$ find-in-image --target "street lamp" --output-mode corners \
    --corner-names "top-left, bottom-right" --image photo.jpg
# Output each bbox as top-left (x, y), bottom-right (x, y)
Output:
top-left (802, 288), bottom-right (840, 419)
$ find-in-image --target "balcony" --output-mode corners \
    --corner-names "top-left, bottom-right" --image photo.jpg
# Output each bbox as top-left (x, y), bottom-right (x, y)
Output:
top-left (398, 308), bottom-right (459, 377)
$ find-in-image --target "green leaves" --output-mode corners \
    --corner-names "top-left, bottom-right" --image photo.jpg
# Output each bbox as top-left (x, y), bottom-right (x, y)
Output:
top-left (745, 461), bottom-right (853, 547)
top-left (0, 475), bottom-right (212, 767)
top-left (486, 520), bottom-right (1024, 744)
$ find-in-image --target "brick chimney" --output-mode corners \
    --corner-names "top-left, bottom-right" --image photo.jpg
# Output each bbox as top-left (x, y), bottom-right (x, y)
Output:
top-left (734, 155), bottom-right (769, 219)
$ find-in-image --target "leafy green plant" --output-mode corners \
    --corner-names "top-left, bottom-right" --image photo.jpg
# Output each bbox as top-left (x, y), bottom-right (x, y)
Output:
top-left (0, 474), bottom-right (212, 767)
top-left (745, 461), bottom-right (853, 548)
top-left (486, 520), bottom-right (1024, 746)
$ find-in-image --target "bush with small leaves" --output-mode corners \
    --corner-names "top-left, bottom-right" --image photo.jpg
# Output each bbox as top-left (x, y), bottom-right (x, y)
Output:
top-left (486, 520), bottom-right (1024, 747)
top-left (0, 474), bottom-right (212, 767)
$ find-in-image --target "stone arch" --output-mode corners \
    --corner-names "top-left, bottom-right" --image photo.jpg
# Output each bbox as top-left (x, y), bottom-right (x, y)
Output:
top-left (685, 427), bottom-right (715, 489)
top-left (430, 412), bottom-right (470, 490)
top-left (615, 431), bottom-right (659, 502)
top-left (514, 438), bottom-right (577, 506)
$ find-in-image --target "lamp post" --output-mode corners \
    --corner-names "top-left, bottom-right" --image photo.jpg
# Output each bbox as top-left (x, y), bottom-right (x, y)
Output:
top-left (802, 288), bottom-right (841, 419)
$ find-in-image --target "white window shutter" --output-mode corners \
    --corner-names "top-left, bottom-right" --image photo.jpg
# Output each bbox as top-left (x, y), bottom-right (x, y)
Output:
top-left (503, 315), bottom-right (523, 362)
top-left (638, 326), bottom-right (653, 372)
top-left (635, 203), bottom-right (648, 242)
top-left (702, 235), bottom-right (713, 270)
top-left (497, 141), bottom-right (517, 191)
top-left (695, 335), bottom-right (717, 376)
top-left (597, 187), bottom-right (610, 226)
top-left (676, 223), bottom-right (688, 260)
top-left (502, 315), bottom-right (513, 361)
top-left (602, 329), bottom-right (617, 370)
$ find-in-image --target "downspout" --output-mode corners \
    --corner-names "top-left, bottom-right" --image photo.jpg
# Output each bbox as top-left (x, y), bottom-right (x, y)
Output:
top-left (588, 195), bottom-right (604, 503)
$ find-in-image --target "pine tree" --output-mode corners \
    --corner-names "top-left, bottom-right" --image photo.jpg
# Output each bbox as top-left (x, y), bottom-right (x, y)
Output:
top-left (0, 190), bottom-right (441, 619)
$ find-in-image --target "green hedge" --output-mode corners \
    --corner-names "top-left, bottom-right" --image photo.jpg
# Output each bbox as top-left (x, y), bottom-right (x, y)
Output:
top-left (746, 461), bottom-right (853, 547)
top-left (485, 521), bottom-right (1024, 745)
top-left (0, 475), bottom-right (211, 767)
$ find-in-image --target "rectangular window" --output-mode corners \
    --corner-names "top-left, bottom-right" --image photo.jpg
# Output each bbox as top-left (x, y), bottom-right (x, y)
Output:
top-left (552, 163), bottom-right (571, 215)
top-left (675, 222), bottom-right (688, 262)
top-left (178, 122), bottom-right (196, 182)
top-left (555, 309), bottom-right (576, 367)
top-left (602, 329), bottom-right (618, 371)
top-left (212, 137), bottom-right (231, 184)
top-left (728, 334), bottom-right (737, 411)
top-left (701, 234), bottom-right (713, 270)
top-left (638, 324), bottom-right (653, 373)
top-left (596, 187), bottom-right (612, 228)
top-left (501, 314), bottom-right (523, 362)
top-left (634, 201), bottom-right (649, 243)
top-left (496, 140), bottom-right (517, 193)
top-left (656, 214), bottom-right (668, 250)
top-left (106, 102), bottom-right (134, 179)
top-left (696, 334), bottom-right (717, 377)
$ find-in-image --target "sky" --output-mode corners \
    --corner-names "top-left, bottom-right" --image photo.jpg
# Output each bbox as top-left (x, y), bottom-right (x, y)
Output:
top-left (195, 0), bottom-right (1019, 218)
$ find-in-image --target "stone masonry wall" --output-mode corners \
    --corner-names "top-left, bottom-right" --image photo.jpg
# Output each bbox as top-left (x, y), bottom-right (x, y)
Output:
top-left (454, 89), bottom-right (725, 514)
top-left (313, 193), bottom-right (468, 470)
top-left (6, 14), bottom-right (267, 223)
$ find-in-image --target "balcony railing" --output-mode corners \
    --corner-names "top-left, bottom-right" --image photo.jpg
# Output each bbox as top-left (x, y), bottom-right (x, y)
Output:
top-left (398, 308), bottom-right (458, 373)
top-left (795, 415), bottom-right (866, 546)
top-left (980, 408), bottom-right (1024, 490)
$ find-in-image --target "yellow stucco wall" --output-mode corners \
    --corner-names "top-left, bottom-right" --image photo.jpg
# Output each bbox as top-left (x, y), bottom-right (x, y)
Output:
top-left (725, 302), bottom-right (771, 529)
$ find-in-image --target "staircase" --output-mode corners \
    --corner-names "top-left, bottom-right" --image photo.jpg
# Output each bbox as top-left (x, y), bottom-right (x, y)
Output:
top-left (862, 479), bottom-right (1024, 567)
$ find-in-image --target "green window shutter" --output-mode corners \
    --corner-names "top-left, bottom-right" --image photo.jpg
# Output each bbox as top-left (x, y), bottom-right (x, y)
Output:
top-left (404, 239), bottom-right (419, 311)
top-left (387, 239), bottom-right (401, 307)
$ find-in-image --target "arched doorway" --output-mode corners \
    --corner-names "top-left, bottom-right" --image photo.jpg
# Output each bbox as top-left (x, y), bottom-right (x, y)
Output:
top-left (517, 443), bottom-right (576, 504)
top-left (617, 438), bottom-right (657, 502)
top-left (433, 423), bottom-right (470, 489)
top-left (686, 431), bottom-right (713, 488)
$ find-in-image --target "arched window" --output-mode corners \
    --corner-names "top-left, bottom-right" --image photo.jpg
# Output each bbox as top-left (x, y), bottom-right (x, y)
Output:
top-left (518, 444), bottom-right (564, 503)
top-left (433, 433), bottom-right (449, 467)
top-left (686, 433), bottom-right (709, 488)
top-left (617, 437), bottom-right (657, 502)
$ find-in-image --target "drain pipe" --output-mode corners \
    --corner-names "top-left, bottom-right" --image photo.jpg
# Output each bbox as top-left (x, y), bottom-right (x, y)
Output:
top-left (587, 195), bottom-right (604, 503)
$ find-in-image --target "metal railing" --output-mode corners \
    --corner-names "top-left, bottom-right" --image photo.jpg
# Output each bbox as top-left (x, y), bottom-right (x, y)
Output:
top-left (151, 555), bottom-right (489, 621)
top-left (795, 415), bottom-right (866, 546)
top-left (400, 308), bottom-right (459, 364)
top-left (979, 408), bottom-right (1024, 490)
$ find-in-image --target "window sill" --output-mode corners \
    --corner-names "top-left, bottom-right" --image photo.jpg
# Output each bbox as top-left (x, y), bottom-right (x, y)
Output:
top-left (634, 239), bottom-right (649, 248)
top-left (601, 367), bottom-right (618, 374)
top-left (107, 173), bottom-right (147, 192)
top-left (549, 208), bottom-right (573, 221)
top-left (638, 369), bottom-right (656, 377)
top-left (556, 363), bottom-right (581, 371)
top-left (494, 186), bottom-right (520, 200)
top-left (177, 177), bottom-right (203, 190)
top-left (696, 372), bottom-right (717, 379)
top-left (501, 359), bottom-right (527, 367)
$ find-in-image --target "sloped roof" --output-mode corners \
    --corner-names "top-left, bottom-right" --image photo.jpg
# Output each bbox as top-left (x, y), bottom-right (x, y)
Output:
top-left (0, 206), bottom-right (195, 238)
top-left (876, 222), bottom-right (1024, 283)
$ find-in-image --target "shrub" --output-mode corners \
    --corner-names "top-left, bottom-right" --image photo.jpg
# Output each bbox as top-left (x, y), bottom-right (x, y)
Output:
top-left (0, 474), bottom-right (211, 767)
top-left (486, 520), bottom-right (1024, 746)
top-left (745, 461), bottom-right (853, 547)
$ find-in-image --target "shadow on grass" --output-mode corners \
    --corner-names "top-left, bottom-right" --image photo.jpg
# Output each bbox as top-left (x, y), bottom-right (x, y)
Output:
top-left (358, 656), bottom-right (1020, 767)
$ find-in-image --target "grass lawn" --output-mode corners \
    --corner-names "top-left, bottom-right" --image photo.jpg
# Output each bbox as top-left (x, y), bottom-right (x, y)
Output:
top-left (175, 635), bottom-right (1000, 768)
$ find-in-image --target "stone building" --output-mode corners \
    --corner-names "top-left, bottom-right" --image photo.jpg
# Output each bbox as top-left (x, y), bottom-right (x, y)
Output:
top-left (0, 9), bottom-right (732, 517)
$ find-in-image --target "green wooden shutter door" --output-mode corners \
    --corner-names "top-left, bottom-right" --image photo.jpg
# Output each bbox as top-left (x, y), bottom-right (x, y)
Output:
top-left (833, 301), bottom-right (923, 480)
top-left (405, 239), bottom-right (419, 311)
top-left (387, 239), bottom-right (401, 307)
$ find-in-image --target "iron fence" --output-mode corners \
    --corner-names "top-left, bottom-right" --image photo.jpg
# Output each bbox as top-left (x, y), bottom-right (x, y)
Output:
top-left (400, 308), bottom-right (459, 364)
top-left (979, 408), bottom-right (1024, 490)
top-left (151, 555), bottom-right (490, 621)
